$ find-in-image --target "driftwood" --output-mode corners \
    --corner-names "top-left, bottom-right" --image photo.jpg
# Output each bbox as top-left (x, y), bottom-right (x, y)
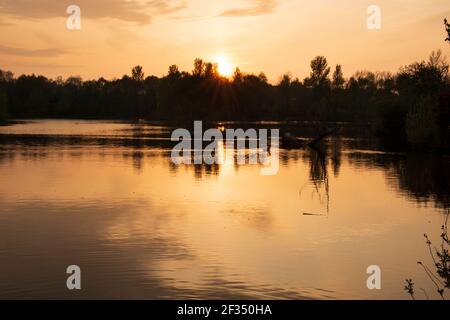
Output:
top-left (307, 127), bottom-right (340, 147)
top-left (282, 127), bottom-right (339, 148)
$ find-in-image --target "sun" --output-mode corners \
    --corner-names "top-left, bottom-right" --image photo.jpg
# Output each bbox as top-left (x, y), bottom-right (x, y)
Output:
top-left (216, 55), bottom-right (234, 77)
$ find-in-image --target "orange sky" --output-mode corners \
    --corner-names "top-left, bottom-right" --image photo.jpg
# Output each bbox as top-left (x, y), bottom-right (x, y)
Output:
top-left (0, 0), bottom-right (449, 82)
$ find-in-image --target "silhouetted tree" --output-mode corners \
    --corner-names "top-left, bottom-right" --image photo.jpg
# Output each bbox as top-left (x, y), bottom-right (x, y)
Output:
top-left (258, 72), bottom-right (268, 83)
top-left (304, 56), bottom-right (331, 91)
top-left (406, 97), bottom-right (440, 148)
top-left (204, 62), bottom-right (219, 78)
top-left (66, 76), bottom-right (82, 87)
top-left (429, 50), bottom-right (449, 80)
top-left (131, 66), bottom-right (145, 82)
top-left (332, 65), bottom-right (345, 89)
top-left (0, 52), bottom-right (448, 149)
top-left (0, 70), bottom-right (14, 83)
top-left (193, 58), bottom-right (204, 76)
top-left (0, 88), bottom-right (8, 122)
top-left (233, 68), bottom-right (243, 83)
top-left (375, 72), bottom-right (395, 93)
top-left (397, 50), bottom-right (448, 97)
top-left (279, 73), bottom-right (292, 109)
top-left (0, 70), bottom-right (13, 122)
top-left (168, 65), bottom-right (180, 78)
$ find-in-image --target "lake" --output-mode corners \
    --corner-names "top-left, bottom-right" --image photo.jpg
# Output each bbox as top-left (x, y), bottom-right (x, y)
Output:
top-left (0, 119), bottom-right (448, 299)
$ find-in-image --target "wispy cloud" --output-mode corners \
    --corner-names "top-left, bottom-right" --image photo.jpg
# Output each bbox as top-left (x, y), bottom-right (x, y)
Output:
top-left (218, 0), bottom-right (278, 17)
top-left (0, 17), bottom-right (12, 26)
top-left (418, 9), bottom-right (450, 24)
top-left (147, 0), bottom-right (187, 15)
top-left (0, 44), bottom-right (66, 57)
top-left (0, 0), bottom-right (187, 24)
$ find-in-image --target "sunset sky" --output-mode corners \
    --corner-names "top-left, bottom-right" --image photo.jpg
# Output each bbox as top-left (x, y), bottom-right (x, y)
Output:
top-left (0, 0), bottom-right (449, 82)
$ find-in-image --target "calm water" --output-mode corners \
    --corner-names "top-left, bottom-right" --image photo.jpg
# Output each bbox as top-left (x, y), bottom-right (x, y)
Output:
top-left (0, 119), bottom-right (448, 300)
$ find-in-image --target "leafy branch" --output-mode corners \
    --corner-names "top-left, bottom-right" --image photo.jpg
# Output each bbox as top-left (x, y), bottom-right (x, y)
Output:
top-left (405, 209), bottom-right (450, 299)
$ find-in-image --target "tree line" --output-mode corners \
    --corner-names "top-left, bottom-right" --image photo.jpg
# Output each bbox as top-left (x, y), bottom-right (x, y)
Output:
top-left (0, 51), bottom-right (449, 147)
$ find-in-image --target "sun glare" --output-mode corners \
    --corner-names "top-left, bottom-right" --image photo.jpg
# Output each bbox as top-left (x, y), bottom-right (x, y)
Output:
top-left (217, 55), bottom-right (233, 77)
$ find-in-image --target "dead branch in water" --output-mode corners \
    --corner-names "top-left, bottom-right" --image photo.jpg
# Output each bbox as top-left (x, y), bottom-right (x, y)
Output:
top-left (307, 127), bottom-right (340, 147)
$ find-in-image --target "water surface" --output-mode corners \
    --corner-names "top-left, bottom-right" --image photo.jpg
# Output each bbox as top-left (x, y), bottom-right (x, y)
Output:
top-left (0, 120), bottom-right (448, 299)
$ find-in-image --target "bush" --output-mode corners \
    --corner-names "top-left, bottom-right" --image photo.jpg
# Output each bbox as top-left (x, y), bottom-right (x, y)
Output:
top-left (405, 98), bottom-right (440, 148)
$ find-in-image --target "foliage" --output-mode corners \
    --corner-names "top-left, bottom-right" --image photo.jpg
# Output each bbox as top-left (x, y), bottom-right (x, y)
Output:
top-left (371, 96), bottom-right (409, 137)
top-left (131, 66), bottom-right (145, 82)
top-left (0, 52), bottom-right (448, 148)
top-left (397, 50), bottom-right (448, 97)
top-left (0, 88), bottom-right (8, 122)
top-left (304, 56), bottom-right (331, 92)
top-left (405, 98), bottom-right (440, 148)
top-left (332, 65), bottom-right (345, 90)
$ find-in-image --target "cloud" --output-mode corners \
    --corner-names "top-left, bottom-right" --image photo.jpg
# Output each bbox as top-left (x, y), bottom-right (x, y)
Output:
top-left (147, 0), bottom-right (187, 15)
top-left (218, 0), bottom-right (278, 17)
top-left (0, 44), bottom-right (66, 57)
top-left (0, 17), bottom-right (12, 25)
top-left (419, 9), bottom-right (450, 24)
top-left (0, 0), bottom-right (187, 24)
top-left (169, 15), bottom-right (204, 22)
